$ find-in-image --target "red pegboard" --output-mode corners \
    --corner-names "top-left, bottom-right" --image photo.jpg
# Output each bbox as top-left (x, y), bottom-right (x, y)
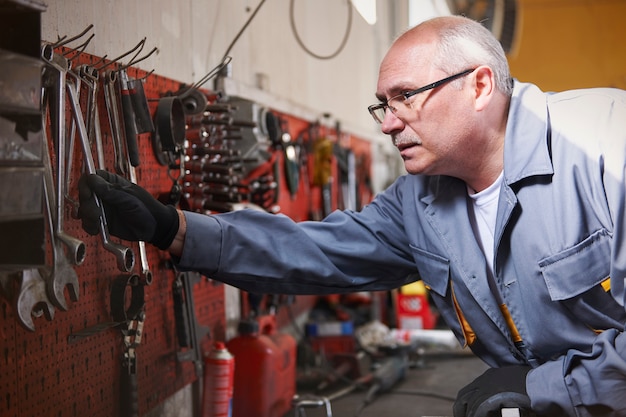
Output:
top-left (0, 49), bottom-right (225, 417)
top-left (0, 45), bottom-right (373, 417)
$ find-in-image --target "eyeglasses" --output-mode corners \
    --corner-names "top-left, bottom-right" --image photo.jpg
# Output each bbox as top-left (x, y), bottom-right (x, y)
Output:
top-left (368, 68), bottom-right (476, 124)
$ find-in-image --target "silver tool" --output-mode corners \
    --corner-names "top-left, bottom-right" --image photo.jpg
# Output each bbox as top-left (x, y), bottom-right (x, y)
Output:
top-left (66, 77), bottom-right (135, 273)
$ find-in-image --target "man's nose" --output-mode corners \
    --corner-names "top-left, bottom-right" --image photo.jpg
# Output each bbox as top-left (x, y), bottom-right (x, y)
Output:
top-left (381, 109), bottom-right (406, 135)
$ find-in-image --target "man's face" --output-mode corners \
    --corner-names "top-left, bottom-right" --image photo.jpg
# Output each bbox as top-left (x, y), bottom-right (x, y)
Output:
top-left (375, 43), bottom-right (473, 176)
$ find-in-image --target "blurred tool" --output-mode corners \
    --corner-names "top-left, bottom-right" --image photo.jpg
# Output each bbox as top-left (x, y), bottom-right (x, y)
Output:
top-left (353, 354), bottom-right (408, 416)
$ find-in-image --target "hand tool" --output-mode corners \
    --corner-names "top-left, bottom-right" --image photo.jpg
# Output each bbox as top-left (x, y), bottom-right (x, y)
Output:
top-left (154, 95), bottom-right (186, 153)
top-left (66, 273), bottom-right (145, 344)
top-left (41, 45), bottom-right (87, 267)
top-left (42, 169), bottom-right (80, 311)
top-left (354, 354), bottom-right (408, 415)
top-left (127, 76), bottom-right (154, 134)
top-left (120, 309), bottom-right (145, 417)
top-left (173, 270), bottom-right (210, 414)
top-left (118, 69), bottom-right (140, 167)
top-left (103, 70), bottom-right (129, 176)
top-left (38, 51), bottom-right (82, 310)
top-left (125, 162), bottom-right (152, 285)
top-left (77, 64), bottom-right (106, 169)
top-left (112, 69), bottom-right (153, 283)
top-left (9, 268), bottom-right (56, 331)
top-left (66, 77), bottom-right (135, 273)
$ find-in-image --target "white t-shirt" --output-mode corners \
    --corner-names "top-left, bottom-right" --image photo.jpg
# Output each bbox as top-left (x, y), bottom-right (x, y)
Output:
top-left (467, 171), bottom-right (504, 298)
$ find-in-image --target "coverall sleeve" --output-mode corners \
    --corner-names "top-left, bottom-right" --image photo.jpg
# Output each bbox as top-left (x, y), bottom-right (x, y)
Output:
top-left (528, 329), bottom-right (626, 416)
top-left (175, 177), bottom-right (420, 295)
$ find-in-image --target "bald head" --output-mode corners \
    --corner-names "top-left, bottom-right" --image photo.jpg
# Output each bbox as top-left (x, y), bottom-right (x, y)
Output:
top-left (382, 16), bottom-right (512, 96)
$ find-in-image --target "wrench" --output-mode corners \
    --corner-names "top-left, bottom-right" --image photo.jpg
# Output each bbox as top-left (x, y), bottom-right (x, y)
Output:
top-left (66, 78), bottom-right (135, 273)
top-left (78, 65), bottom-right (107, 170)
top-left (41, 45), bottom-right (87, 266)
top-left (15, 268), bottom-right (56, 331)
top-left (117, 70), bottom-right (152, 284)
top-left (42, 168), bottom-right (80, 311)
top-left (103, 70), bottom-right (128, 176)
top-left (0, 269), bottom-right (56, 331)
top-left (127, 164), bottom-right (153, 285)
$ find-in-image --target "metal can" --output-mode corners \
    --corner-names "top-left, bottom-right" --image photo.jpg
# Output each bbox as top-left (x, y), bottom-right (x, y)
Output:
top-left (202, 341), bottom-right (235, 417)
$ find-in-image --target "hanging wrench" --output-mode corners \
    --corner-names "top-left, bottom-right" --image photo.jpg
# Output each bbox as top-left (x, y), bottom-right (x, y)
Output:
top-left (118, 70), bottom-right (152, 285)
top-left (77, 64), bottom-right (106, 169)
top-left (128, 165), bottom-right (153, 285)
top-left (15, 268), bottom-right (56, 331)
top-left (39, 51), bottom-right (81, 310)
top-left (66, 78), bottom-right (135, 273)
top-left (0, 268), bottom-right (56, 331)
top-left (103, 70), bottom-right (128, 176)
top-left (42, 165), bottom-right (80, 311)
top-left (41, 45), bottom-right (87, 266)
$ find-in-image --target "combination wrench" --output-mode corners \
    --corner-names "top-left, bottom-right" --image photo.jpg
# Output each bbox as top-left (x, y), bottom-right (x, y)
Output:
top-left (66, 78), bottom-right (135, 273)
top-left (41, 157), bottom-right (80, 311)
top-left (118, 69), bottom-right (152, 285)
top-left (41, 45), bottom-right (87, 267)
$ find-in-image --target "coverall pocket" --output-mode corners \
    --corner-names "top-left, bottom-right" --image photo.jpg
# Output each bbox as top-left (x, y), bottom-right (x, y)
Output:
top-left (538, 229), bottom-right (625, 331)
top-left (409, 245), bottom-right (449, 297)
top-left (409, 245), bottom-right (476, 346)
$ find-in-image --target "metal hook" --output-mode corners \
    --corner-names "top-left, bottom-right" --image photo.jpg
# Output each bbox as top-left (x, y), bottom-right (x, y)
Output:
top-left (179, 55), bottom-right (233, 98)
top-left (63, 33), bottom-right (95, 60)
top-left (95, 37), bottom-right (146, 71)
top-left (52, 24), bottom-right (95, 48)
top-left (116, 46), bottom-right (159, 73)
top-left (138, 69), bottom-right (155, 81)
top-left (91, 54), bottom-right (108, 68)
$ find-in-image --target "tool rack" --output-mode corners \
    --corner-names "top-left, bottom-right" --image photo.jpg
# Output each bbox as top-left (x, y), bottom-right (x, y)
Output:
top-left (0, 34), bottom-right (374, 417)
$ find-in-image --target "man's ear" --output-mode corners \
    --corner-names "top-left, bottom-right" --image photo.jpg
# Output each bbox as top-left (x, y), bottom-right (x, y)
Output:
top-left (474, 66), bottom-right (495, 111)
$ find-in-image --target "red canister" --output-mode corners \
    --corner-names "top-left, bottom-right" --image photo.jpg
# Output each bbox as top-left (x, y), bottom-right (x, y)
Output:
top-left (202, 341), bottom-right (235, 417)
top-left (226, 316), bottom-right (296, 417)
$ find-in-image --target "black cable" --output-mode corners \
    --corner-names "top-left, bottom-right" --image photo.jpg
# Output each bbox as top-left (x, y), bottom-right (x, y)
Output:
top-left (223, 0), bottom-right (268, 60)
top-left (389, 388), bottom-right (456, 402)
top-left (352, 386), bottom-right (456, 417)
top-left (289, 0), bottom-right (353, 60)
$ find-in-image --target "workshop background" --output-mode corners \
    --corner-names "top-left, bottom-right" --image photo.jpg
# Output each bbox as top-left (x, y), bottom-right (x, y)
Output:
top-left (1, 1), bottom-right (626, 417)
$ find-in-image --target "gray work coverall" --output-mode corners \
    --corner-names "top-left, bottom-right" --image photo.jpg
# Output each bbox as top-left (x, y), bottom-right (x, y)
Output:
top-left (177, 81), bottom-right (626, 416)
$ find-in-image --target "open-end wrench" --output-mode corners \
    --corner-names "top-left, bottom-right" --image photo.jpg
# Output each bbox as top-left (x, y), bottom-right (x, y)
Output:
top-left (42, 168), bottom-right (80, 311)
top-left (41, 45), bottom-right (87, 266)
top-left (66, 78), bottom-right (135, 273)
top-left (0, 269), bottom-right (56, 331)
top-left (15, 268), bottom-right (56, 331)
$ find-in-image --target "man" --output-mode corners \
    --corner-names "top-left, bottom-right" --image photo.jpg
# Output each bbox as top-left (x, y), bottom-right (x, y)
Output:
top-left (79, 15), bottom-right (626, 417)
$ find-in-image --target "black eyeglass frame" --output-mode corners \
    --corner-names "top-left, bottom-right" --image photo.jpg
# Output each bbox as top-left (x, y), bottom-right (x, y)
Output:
top-left (368, 68), bottom-right (477, 123)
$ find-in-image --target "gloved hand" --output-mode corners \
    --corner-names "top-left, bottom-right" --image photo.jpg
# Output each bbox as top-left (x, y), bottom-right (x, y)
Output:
top-left (453, 365), bottom-right (533, 417)
top-left (78, 169), bottom-right (179, 250)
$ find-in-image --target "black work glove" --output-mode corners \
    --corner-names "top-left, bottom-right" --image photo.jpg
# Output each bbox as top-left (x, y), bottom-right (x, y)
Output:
top-left (78, 169), bottom-right (179, 250)
top-left (453, 365), bottom-right (533, 417)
